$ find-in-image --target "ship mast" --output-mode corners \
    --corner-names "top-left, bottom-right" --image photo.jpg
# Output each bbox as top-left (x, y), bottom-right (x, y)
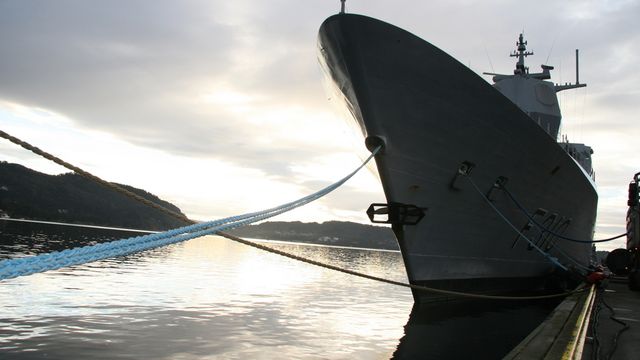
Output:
top-left (510, 33), bottom-right (534, 75)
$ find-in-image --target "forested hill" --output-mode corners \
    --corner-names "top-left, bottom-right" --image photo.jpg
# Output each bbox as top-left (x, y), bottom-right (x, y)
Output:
top-left (0, 161), bottom-right (186, 230)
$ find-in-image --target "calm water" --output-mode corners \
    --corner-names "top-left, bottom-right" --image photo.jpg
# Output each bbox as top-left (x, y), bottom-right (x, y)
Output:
top-left (0, 220), bottom-right (561, 359)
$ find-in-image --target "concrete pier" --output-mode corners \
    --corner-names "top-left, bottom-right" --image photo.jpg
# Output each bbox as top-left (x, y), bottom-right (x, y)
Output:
top-left (504, 279), bottom-right (640, 359)
top-left (504, 285), bottom-right (596, 359)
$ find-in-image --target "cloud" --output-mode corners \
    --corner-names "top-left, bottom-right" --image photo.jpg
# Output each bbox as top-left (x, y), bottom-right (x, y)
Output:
top-left (0, 0), bottom-right (346, 182)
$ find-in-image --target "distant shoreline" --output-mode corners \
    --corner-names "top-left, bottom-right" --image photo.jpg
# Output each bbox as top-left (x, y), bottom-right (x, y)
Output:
top-left (240, 237), bottom-right (401, 253)
top-left (1, 217), bottom-right (400, 252)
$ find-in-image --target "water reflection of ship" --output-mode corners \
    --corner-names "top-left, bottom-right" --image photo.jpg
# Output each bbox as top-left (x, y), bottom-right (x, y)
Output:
top-left (392, 297), bottom-right (563, 359)
top-left (318, 12), bottom-right (595, 301)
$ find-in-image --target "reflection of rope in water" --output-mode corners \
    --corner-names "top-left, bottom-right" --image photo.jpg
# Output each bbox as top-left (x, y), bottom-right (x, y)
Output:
top-left (1, 129), bottom-right (583, 300)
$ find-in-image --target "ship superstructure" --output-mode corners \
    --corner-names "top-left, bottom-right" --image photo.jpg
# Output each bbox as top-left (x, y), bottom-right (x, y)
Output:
top-left (486, 34), bottom-right (594, 179)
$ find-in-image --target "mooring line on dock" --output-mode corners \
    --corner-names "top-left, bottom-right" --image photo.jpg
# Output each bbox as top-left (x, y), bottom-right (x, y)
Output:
top-left (589, 284), bottom-right (631, 360)
top-left (1, 129), bottom-right (585, 300)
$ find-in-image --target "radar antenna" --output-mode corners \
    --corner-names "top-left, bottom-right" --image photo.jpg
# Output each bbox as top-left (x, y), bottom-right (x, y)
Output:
top-left (555, 49), bottom-right (587, 92)
top-left (510, 33), bottom-right (534, 75)
top-left (340, 0), bottom-right (346, 14)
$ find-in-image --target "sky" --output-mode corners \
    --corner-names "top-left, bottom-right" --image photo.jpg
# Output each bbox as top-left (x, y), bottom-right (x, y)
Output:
top-left (0, 0), bottom-right (638, 251)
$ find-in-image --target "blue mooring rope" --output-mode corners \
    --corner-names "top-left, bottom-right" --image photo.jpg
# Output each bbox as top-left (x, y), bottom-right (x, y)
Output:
top-left (0, 148), bottom-right (381, 281)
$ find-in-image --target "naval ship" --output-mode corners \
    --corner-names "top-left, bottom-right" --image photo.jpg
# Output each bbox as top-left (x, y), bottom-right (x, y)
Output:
top-left (318, 12), bottom-right (596, 301)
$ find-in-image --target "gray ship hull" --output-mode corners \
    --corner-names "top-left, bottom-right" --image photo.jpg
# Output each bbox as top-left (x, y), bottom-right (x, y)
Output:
top-left (318, 14), bottom-right (597, 300)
